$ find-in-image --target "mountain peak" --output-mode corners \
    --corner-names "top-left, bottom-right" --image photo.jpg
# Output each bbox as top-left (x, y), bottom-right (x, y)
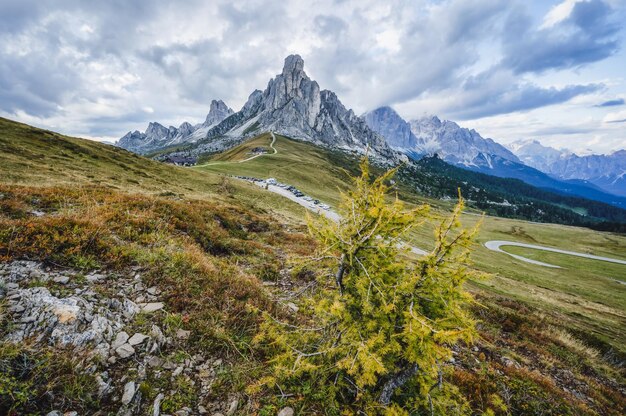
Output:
top-left (282, 54), bottom-right (305, 75)
top-left (204, 100), bottom-right (234, 127)
top-left (362, 106), bottom-right (417, 150)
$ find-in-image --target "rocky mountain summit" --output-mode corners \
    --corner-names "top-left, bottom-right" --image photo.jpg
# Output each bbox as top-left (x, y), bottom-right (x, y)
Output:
top-left (119, 55), bottom-right (394, 158)
top-left (117, 100), bottom-right (234, 154)
top-left (202, 55), bottom-right (392, 156)
top-left (510, 140), bottom-right (626, 197)
top-left (362, 106), bottom-right (418, 150)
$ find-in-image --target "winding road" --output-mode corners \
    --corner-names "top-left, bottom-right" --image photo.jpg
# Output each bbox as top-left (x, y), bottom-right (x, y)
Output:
top-left (252, 181), bottom-right (625, 267)
top-left (484, 240), bottom-right (626, 268)
top-left (237, 132), bottom-right (277, 163)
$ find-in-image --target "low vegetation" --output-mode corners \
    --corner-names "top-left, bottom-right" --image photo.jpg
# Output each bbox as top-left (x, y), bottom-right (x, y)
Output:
top-left (0, 119), bottom-right (624, 414)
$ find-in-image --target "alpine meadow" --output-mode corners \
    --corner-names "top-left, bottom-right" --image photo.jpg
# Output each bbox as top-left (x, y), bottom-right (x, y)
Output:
top-left (1, 1), bottom-right (626, 415)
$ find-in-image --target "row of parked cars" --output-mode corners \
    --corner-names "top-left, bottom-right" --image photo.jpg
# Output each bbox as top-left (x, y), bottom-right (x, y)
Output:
top-left (234, 176), bottom-right (331, 211)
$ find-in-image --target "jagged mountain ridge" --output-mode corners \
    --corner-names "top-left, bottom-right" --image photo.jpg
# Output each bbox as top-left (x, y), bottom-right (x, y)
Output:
top-left (202, 55), bottom-right (392, 157)
top-left (119, 55), bottom-right (394, 158)
top-left (510, 140), bottom-right (626, 197)
top-left (362, 106), bottom-right (519, 167)
top-left (117, 100), bottom-right (234, 154)
top-left (362, 106), bottom-right (626, 208)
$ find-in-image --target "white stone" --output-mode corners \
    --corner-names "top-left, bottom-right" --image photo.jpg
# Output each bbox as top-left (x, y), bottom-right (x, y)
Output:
top-left (128, 333), bottom-right (149, 346)
top-left (142, 302), bottom-right (164, 313)
top-left (121, 381), bottom-right (136, 405)
top-left (111, 331), bottom-right (129, 350)
top-left (53, 275), bottom-right (70, 284)
top-left (116, 343), bottom-right (135, 358)
top-left (278, 407), bottom-right (294, 416)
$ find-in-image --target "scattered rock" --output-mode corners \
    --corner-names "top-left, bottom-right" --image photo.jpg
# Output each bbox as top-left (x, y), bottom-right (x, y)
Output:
top-left (172, 366), bottom-right (184, 377)
top-left (122, 381), bottom-right (136, 405)
top-left (116, 344), bottom-right (136, 358)
top-left (147, 356), bottom-right (163, 367)
top-left (86, 272), bottom-right (106, 282)
top-left (278, 407), bottom-right (294, 416)
top-left (53, 275), bottom-right (70, 284)
top-left (96, 374), bottom-right (111, 397)
top-left (142, 302), bottom-right (164, 313)
top-left (226, 399), bottom-right (239, 416)
top-left (176, 329), bottom-right (191, 339)
top-left (286, 302), bottom-right (299, 313)
top-left (128, 333), bottom-right (149, 346)
top-left (112, 332), bottom-right (130, 350)
top-left (153, 393), bottom-right (164, 416)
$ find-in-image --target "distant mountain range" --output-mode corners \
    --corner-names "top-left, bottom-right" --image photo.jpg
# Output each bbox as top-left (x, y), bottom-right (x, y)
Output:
top-left (362, 106), bottom-right (625, 207)
top-left (116, 55), bottom-right (625, 207)
top-left (509, 140), bottom-right (626, 197)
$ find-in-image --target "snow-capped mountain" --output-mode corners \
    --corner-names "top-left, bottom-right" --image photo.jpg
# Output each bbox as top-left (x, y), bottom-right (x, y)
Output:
top-left (510, 140), bottom-right (626, 197)
top-left (117, 100), bottom-right (234, 154)
top-left (363, 106), bottom-right (626, 208)
top-left (362, 106), bottom-right (418, 150)
top-left (201, 55), bottom-right (391, 156)
top-left (408, 115), bottom-right (520, 167)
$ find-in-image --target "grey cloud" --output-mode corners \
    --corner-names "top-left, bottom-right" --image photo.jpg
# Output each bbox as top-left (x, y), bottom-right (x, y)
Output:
top-left (313, 15), bottom-right (348, 39)
top-left (530, 126), bottom-right (596, 136)
top-left (0, 0), bottom-right (623, 141)
top-left (445, 67), bottom-right (603, 119)
top-left (502, 0), bottom-right (621, 74)
top-left (596, 98), bottom-right (624, 107)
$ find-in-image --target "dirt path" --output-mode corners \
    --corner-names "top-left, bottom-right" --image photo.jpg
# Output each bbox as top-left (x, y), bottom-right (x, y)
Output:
top-left (237, 132), bottom-right (277, 163)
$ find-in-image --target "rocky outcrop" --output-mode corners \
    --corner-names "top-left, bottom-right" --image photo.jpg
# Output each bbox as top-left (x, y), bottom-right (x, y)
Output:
top-left (203, 100), bottom-right (234, 127)
top-left (0, 260), bottom-right (220, 415)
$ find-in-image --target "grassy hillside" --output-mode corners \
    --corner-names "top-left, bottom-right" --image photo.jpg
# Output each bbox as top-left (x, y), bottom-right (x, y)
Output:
top-left (195, 133), bottom-right (363, 206)
top-left (1, 118), bottom-right (625, 414)
top-left (197, 134), bottom-right (626, 353)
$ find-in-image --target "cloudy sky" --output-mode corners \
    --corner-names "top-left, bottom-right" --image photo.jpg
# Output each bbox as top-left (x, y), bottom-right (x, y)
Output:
top-left (1, 0), bottom-right (625, 154)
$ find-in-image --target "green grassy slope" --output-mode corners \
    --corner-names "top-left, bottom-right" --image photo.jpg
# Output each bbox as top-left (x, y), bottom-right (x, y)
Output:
top-left (0, 117), bottom-right (318, 222)
top-left (195, 134), bottom-right (364, 207)
top-left (196, 133), bottom-right (626, 352)
top-left (1, 118), bottom-right (625, 414)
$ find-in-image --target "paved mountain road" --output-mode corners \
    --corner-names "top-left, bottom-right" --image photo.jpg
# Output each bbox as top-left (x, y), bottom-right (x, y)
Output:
top-left (484, 240), bottom-right (626, 268)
